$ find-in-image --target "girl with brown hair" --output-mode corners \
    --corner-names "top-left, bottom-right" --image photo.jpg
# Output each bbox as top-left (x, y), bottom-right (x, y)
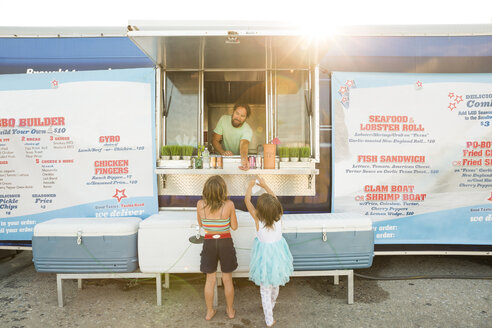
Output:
top-left (197, 175), bottom-right (238, 320)
top-left (245, 176), bottom-right (293, 327)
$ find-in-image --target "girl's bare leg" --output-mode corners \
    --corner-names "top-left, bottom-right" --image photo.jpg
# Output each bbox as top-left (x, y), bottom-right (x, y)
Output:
top-left (204, 273), bottom-right (217, 320)
top-left (222, 272), bottom-right (235, 318)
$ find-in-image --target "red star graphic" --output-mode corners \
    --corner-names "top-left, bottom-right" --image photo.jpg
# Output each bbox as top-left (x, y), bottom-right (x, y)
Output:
top-left (448, 92), bottom-right (455, 99)
top-left (51, 80), bottom-right (59, 88)
top-left (448, 103), bottom-right (456, 111)
top-left (112, 189), bottom-right (127, 202)
top-left (416, 81), bottom-right (423, 87)
top-left (455, 95), bottom-right (463, 104)
top-left (341, 96), bottom-right (348, 103)
top-left (346, 80), bottom-right (354, 87)
top-left (339, 86), bottom-right (347, 94)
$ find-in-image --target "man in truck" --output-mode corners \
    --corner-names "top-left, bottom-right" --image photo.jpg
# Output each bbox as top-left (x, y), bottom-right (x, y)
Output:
top-left (212, 103), bottom-right (253, 171)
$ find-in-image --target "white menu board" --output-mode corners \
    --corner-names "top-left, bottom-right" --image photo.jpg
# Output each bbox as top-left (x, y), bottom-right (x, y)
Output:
top-left (0, 68), bottom-right (158, 241)
top-left (332, 72), bottom-right (492, 246)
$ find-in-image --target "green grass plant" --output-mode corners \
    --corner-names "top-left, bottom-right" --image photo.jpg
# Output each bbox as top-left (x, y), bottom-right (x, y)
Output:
top-left (278, 147), bottom-right (289, 158)
top-left (170, 145), bottom-right (181, 156)
top-left (300, 146), bottom-right (311, 158)
top-left (182, 146), bottom-right (194, 157)
top-left (289, 147), bottom-right (300, 159)
top-left (161, 145), bottom-right (171, 157)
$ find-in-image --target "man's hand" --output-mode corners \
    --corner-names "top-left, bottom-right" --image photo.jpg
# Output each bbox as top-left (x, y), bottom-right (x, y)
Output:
top-left (222, 151), bottom-right (233, 156)
top-left (238, 139), bottom-right (250, 171)
top-left (239, 157), bottom-right (250, 171)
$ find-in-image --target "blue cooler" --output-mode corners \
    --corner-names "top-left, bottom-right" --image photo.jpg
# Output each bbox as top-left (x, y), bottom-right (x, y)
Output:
top-left (282, 213), bottom-right (373, 270)
top-left (32, 217), bottom-right (141, 273)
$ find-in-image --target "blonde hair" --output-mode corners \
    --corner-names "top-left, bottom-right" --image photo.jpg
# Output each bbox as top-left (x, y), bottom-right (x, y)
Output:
top-left (256, 193), bottom-right (283, 228)
top-left (202, 175), bottom-right (228, 212)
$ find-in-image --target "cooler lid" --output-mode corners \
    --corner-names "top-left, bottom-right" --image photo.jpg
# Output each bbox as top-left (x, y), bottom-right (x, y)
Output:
top-left (34, 217), bottom-right (142, 237)
top-left (282, 213), bottom-right (372, 232)
top-left (140, 212), bottom-right (196, 228)
top-left (140, 210), bottom-right (253, 228)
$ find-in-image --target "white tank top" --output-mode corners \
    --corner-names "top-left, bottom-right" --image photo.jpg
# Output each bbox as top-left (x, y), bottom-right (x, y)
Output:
top-left (256, 220), bottom-right (282, 243)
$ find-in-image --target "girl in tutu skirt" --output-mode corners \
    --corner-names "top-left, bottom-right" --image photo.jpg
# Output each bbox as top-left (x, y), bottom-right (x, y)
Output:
top-left (245, 177), bottom-right (293, 327)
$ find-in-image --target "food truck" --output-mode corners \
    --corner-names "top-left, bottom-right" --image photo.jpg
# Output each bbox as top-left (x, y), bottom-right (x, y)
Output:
top-left (0, 22), bottom-right (491, 255)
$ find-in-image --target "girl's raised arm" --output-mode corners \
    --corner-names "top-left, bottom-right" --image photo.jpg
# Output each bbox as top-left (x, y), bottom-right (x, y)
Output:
top-left (256, 176), bottom-right (277, 199)
top-left (245, 179), bottom-right (260, 231)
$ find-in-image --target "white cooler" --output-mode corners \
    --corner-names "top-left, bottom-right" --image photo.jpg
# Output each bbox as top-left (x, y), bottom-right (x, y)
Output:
top-left (138, 211), bottom-right (256, 273)
top-left (138, 211), bottom-right (374, 273)
top-left (282, 213), bottom-right (374, 270)
top-left (32, 217), bottom-right (142, 273)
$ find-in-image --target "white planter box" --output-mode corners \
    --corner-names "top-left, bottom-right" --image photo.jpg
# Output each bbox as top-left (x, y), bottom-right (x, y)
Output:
top-left (158, 159), bottom-right (192, 169)
top-left (279, 161), bottom-right (315, 169)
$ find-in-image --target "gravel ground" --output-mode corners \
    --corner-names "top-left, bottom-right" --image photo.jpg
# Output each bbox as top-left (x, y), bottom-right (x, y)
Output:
top-left (0, 251), bottom-right (491, 328)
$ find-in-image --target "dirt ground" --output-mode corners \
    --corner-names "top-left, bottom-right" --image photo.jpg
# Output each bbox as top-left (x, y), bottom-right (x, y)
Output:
top-left (0, 250), bottom-right (491, 328)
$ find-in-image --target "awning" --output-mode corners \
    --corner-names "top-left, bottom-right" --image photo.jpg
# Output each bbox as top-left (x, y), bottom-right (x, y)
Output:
top-left (127, 21), bottom-right (492, 72)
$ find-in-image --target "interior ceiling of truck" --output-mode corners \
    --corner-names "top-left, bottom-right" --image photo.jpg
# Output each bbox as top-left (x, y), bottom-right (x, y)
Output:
top-left (205, 81), bottom-right (266, 104)
top-left (204, 71), bottom-right (266, 102)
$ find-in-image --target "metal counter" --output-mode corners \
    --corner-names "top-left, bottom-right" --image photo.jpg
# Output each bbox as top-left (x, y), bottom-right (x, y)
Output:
top-left (156, 162), bottom-right (318, 196)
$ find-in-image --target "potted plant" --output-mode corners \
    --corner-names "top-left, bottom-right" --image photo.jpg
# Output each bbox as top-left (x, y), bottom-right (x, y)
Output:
top-left (278, 147), bottom-right (290, 162)
top-left (170, 145), bottom-right (181, 160)
top-left (300, 146), bottom-right (311, 162)
top-left (161, 145), bottom-right (171, 160)
top-left (195, 145), bottom-right (204, 169)
top-left (182, 146), bottom-right (194, 160)
top-left (289, 147), bottom-right (300, 162)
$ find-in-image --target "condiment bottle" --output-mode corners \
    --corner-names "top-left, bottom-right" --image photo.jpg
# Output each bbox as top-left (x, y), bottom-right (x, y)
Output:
top-left (203, 148), bottom-right (210, 169)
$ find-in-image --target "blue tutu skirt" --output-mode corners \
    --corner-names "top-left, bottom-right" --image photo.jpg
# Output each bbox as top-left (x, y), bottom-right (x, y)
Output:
top-left (249, 237), bottom-right (294, 286)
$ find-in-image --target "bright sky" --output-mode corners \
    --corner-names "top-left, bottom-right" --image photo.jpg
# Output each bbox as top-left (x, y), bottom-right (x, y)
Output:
top-left (0, 0), bottom-right (491, 26)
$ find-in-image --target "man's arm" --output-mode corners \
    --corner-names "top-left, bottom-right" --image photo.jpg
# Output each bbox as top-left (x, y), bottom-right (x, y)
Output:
top-left (212, 116), bottom-right (233, 156)
top-left (212, 133), bottom-right (232, 156)
top-left (238, 139), bottom-right (250, 171)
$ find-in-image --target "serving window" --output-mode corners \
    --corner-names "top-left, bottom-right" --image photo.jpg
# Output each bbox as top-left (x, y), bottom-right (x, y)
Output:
top-left (155, 34), bottom-right (320, 161)
top-left (204, 71), bottom-right (266, 153)
top-left (162, 68), bottom-right (318, 158)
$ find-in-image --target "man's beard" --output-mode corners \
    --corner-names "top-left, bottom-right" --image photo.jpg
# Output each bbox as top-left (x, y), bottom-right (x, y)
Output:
top-left (231, 118), bottom-right (243, 128)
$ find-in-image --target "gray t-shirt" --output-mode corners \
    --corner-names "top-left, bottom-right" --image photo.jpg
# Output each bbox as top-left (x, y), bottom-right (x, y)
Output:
top-left (213, 115), bottom-right (253, 155)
